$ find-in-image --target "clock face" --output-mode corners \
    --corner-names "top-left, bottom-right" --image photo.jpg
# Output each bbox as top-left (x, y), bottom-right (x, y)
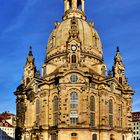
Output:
top-left (71, 45), bottom-right (77, 51)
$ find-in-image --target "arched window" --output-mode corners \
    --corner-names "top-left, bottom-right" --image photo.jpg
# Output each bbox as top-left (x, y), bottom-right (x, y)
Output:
top-left (92, 134), bottom-right (97, 140)
top-left (90, 96), bottom-right (95, 127)
top-left (53, 96), bottom-right (58, 126)
top-left (36, 99), bottom-right (40, 124)
top-left (70, 92), bottom-right (78, 125)
top-left (109, 99), bottom-right (113, 127)
top-left (72, 54), bottom-right (76, 64)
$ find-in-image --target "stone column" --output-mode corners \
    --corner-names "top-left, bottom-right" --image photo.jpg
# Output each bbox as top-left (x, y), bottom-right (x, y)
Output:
top-left (64, 0), bottom-right (69, 12)
top-left (81, 0), bottom-right (85, 12)
top-left (72, 0), bottom-right (77, 9)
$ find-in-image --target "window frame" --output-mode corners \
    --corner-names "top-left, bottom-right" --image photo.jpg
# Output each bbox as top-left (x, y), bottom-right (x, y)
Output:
top-left (70, 92), bottom-right (78, 125)
top-left (90, 96), bottom-right (95, 127)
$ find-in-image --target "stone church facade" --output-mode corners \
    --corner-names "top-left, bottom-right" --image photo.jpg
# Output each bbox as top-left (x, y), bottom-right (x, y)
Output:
top-left (14, 0), bottom-right (134, 140)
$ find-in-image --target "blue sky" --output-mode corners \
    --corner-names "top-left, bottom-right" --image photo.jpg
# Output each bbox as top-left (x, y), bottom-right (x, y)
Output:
top-left (0, 0), bottom-right (140, 114)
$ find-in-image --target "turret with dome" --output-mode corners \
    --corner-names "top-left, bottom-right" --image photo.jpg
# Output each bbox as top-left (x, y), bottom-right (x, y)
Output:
top-left (15, 0), bottom-right (134, 140)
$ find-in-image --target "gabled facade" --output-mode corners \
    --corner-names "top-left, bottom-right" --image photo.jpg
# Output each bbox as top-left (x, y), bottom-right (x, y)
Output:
top-left (14, 0), bottom-right (134, 140)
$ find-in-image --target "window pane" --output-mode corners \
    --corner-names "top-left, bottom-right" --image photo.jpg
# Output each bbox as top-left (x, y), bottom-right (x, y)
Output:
top-left (70, 75), bottom-right (78, 83)
top-left (70, 118), bottom-right (78, 124)
top-left (109, 115), bottom-right (113, 127)
top-left (70, 92), bottom-right (78, 101)
top-left (70, 92), bottom-right (78, 125)
top-left (90, 113), bottom-right (95, 126)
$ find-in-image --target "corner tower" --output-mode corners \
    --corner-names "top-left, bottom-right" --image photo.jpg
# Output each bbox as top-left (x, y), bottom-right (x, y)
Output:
top-left (15, 1), bottom-right (134, 140)
top-left (23, 47), bottom-right (36, 85)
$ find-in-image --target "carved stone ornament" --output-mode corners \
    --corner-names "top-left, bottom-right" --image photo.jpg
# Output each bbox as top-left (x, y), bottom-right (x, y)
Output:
top-left (25, 89), bottom-right (36, 102)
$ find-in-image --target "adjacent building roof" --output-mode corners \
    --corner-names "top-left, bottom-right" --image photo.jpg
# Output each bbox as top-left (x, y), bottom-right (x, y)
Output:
top-left (0, 112), bottom-right (14, 119)
top-left (132, 112), bottom-right (140, 122)
top-left (0, 118), bottom-right (14, 128)
top-left (0, 112), bottom-right (16, 127)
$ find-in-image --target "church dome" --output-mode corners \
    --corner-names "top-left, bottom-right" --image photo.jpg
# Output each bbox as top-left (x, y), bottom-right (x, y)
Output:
top-left (46, 16), bottom-right (103, 62)
top-left (45, 0), bottom-right (104, 70)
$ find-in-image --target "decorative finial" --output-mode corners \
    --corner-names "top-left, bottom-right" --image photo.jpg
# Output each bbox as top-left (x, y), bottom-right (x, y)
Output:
top-left (117, 46), bottom-right (120, 52)
top-left (29, 46), bottom-right (33, 56)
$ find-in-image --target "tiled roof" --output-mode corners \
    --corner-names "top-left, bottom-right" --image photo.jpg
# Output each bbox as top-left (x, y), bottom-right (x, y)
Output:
top-left (132, 112), bottom-right (140, 122)
top-left (0, 112), bottom-right (15, 119)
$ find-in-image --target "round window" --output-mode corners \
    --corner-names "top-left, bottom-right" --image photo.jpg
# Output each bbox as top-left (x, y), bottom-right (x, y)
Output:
top-left (70, 75), bottom-right (78, 83)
